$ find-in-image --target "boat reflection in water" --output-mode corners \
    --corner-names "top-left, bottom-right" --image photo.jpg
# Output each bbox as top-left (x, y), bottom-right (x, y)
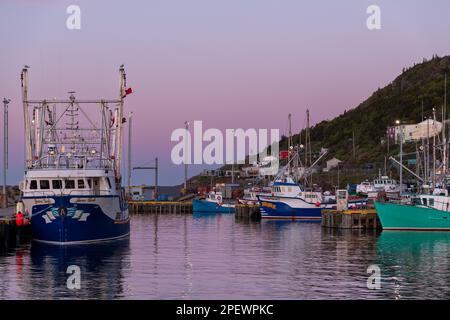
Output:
top-left (27, 239), bottom-right (130, 299)
top-left (375, 231), bottom-right (450, 299)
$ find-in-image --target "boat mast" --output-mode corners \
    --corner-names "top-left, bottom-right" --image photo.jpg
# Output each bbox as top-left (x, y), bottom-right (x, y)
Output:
top-left (433, 108), bottom-right (436, 188)
top-left (426, 116), bottom-right (430, 185)
top-left (442, 72), bottom-right (448, 182)
top-left (115, 65), bottom-right (127, 181)
top-left (288, 113), bottom-right (292, 176)
top-left (20, 66), bottom-right (126, 174)
top-left (305, 109), bottom-right (311, 186)
top-left (21, 66), bottom-right (32, 169)
top-left (399, 122), bottom-right (403, 194)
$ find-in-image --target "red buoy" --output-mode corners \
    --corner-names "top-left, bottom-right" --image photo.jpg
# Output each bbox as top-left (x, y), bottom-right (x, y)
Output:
top-left (16, 212), bottom-right (24, 227)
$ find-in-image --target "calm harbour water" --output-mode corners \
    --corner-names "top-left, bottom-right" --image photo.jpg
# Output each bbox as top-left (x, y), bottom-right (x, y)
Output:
top-left (1, 213), bottom-right (450, 299)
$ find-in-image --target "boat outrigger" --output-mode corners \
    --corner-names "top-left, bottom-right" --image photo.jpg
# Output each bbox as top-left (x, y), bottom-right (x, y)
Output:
top-left (18, 66), bottom-right (131, 244)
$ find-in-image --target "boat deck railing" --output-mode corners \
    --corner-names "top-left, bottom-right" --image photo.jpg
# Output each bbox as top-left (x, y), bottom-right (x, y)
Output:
top-left (30, 154), bottom-right (114, 171)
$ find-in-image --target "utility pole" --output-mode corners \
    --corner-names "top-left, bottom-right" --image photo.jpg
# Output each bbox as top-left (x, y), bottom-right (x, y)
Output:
top-left (3, 98), bottom-right (10, 208)
top-left (184, 121), bottom-right (189, 192)
top-left (127, 111), bottom-right (133, 196)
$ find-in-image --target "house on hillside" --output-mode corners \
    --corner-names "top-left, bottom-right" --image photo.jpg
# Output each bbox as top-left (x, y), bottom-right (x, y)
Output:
top-left (389, 119), bottom-right (442, 144)
top-left (323, 158), bottom-right (342, 172)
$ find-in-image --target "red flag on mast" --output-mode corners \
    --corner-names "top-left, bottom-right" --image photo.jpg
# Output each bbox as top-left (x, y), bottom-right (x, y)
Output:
top-left (122, 87), bottom-right (133, 98)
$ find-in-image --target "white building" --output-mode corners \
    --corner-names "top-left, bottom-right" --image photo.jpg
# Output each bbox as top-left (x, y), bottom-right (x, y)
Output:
top-left (240, 166), bottom-right (260, 177)
top-left (390, 119), bottom-right (442, 144)
top-left (323, 158), bottom-right (342, 172)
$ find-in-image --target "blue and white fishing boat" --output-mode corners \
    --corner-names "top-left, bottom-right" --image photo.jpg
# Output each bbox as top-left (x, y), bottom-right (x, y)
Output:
top-left (257, 119), bottom-right (333, 220)
top-left (257, 178), bottom-right (332, 219)
top-left (193, 191), bottom-right (235, 214)
top-left (18, 66), bottom-right (131, 244)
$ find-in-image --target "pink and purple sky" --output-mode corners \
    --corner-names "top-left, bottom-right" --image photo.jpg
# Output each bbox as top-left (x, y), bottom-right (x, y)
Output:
top-left (1, 0), bottom-right (450, 185)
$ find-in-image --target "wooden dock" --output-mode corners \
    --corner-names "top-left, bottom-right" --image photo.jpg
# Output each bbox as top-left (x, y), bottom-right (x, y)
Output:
top-left (128, 201), bottom-right (193, 214)
top-left (235, 204), bottom-right (261, 220)
top-left (0, 217), bottom-right (31, 250)
top-left (321, 208), bottom-right (381, 230)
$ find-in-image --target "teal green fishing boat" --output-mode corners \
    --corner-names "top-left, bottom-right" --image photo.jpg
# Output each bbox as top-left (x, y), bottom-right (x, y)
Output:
top-left (375, 195), bottom-right (450, 231)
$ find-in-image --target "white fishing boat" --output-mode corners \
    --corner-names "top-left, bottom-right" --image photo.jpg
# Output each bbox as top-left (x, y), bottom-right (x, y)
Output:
top-left (238, 187), bottom-right (272, 205)
top-left (373, 176), bottom-right (404, 193)
top-left (356, 180), bottom-right (376, 196)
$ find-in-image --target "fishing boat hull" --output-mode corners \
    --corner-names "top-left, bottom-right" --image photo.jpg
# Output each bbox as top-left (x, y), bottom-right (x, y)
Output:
top-left (374, 201), bottom-right (450, 231)
top-left (24, 195), bottom-right (130, 244)
top-left (258, 196), bottom-right (323, 220)
top-left (192, 199), bottom-right (235, 214)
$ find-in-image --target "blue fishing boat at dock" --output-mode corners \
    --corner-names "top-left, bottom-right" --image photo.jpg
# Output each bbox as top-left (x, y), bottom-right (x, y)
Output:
top-left (18, 66), bottom-right (130, 244)
top-left (192, 192), bottom-right (235, 214)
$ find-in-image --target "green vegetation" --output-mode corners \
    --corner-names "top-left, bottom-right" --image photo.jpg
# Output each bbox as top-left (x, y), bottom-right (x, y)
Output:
top-left (189, 55), bottom-right (450, 190)
top-left (282, 55), bottom-right (450, 168)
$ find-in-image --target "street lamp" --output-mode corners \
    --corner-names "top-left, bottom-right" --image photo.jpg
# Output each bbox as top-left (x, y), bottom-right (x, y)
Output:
top-left (3, 98), bottom-right (10, 208)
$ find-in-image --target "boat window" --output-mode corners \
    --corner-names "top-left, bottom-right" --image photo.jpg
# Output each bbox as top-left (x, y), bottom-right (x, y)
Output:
top-left (65, 179), bottom-right (75, 189)
top-left (412, 198), bottom-right (421, 205)
top-left (422, 198), bottom-right (427, 206)
top-left (40, 180), bottom-right (50, 190)
top-left (29, 180), bottom-right (38, 190)
top-left (78, 179), bottom-right (85, 189)
top-left (87, 179), bottom-right (92, 188)
top-left (429, 198), bottom-right (434, 206)
top-left (288, 187), bottom-right (292, 192)
top-left (52, 180), bottom-right (62, 189)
